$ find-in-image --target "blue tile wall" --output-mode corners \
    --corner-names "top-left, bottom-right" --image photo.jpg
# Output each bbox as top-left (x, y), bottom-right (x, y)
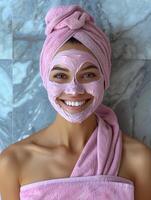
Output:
top-left (0, 0), bottom-right (151, 151)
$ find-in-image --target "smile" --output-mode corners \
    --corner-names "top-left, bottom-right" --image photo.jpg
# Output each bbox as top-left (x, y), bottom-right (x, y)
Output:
top-left (63, 100), bottom-right (86, 106)
top-left (59, 98), bottom-right (92, 111)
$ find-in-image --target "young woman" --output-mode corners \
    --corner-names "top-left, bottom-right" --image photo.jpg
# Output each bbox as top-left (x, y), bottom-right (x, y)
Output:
top-left (0, 5), bottom-right (151, 200)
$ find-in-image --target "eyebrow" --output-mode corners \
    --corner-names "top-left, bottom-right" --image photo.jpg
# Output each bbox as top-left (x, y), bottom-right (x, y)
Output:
top-left (51, 65), bottom-right (98, 72)
top-left (51, 66), bottom-right (69, 72)
top-left (81, 65), bottom-right (98, 71)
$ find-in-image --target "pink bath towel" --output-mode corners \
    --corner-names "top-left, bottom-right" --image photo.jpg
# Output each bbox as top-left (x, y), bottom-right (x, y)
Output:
top-left (20, 104), bottom-right (134, 199)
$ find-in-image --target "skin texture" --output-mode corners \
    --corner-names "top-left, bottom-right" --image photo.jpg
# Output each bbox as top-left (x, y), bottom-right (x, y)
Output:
top-left (0, 43), bottom-right (151, 200)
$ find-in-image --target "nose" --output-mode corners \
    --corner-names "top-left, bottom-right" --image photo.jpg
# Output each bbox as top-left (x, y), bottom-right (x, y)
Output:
top-left (64, 82), bottom-right (85, 95)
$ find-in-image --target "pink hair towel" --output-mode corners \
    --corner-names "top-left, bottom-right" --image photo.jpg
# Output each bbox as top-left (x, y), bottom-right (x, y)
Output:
top-left (20, 5), bottom-right (134, 200)
top-left (39, 4), bottom-right (111, 90)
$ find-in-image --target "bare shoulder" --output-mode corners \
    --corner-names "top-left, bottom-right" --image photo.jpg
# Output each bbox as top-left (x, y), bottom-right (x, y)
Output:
top-left (0, 133), bottom-right (40, 198)
top-left (0, 132), bottom-right (38, 182)
top-left (0, 144), bottom-right (22, 199)
top-left (1, 130), bottom-right (40, 156)
top-left (122, 132), bottom-right (151, 163)
top-left (0, 141), bottom-right (28, 183)
top-left (0, 143), bottom-right (21, 173)
top-left (122, 132), bottom-right (151, 199)
top-left (0, 127), bottom-right (48, 171)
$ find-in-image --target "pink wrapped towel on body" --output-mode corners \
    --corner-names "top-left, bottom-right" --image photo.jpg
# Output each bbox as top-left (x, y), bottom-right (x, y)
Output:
top-left (20, 5), bottom-right (134, 199)
top-left (20, 105), bottom-right (134, 200)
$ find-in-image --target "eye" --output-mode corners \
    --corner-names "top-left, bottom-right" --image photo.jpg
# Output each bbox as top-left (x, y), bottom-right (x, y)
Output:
top-left (53, 73), bottom-right (68, 79)
top-left (82, 72), bottom-right (96, 79)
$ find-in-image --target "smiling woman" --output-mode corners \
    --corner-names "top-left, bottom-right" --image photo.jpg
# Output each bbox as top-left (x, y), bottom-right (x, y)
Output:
top-left (0, 4), bottom-right (151, 200)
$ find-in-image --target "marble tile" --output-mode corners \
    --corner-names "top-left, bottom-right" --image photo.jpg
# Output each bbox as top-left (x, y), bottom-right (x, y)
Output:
top-left (87, 0), bottom-right (151, 59)
top-left (0, 60), bottom-right (12, 151)
top-left (13, 59), bottom-right (56, 143)
top-left (13, 38), bottom-right (44, 61)
top-left (104, 59), bottom-right (151, 147)
top-left (0, 0), bottom-right (12, 59)
top-left (111, 13), bottom-right (151, 60)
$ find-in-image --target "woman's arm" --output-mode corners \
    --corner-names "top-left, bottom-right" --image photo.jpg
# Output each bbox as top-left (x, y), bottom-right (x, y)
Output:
top-left (0, 148), bottom-right (20, 200)
top-left (134, 144), bottom-right (151, 200)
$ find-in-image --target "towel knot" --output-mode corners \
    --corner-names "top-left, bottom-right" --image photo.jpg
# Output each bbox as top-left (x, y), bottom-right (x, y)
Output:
top-left (45, 6), bottom-right (94, 35)
top-left (40, 5), bottom-right (111, 90)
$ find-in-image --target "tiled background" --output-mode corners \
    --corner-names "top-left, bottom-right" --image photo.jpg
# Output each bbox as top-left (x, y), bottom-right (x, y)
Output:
top-left (0, 0), bottom-right (151, 151)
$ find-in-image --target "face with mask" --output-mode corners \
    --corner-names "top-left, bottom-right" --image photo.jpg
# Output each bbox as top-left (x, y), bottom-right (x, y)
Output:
top-left (46, 47), bottom-right (105, 124)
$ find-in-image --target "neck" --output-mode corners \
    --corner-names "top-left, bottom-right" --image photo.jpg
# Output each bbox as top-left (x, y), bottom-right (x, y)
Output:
top-left (52, 113), bottom-right (98, 153)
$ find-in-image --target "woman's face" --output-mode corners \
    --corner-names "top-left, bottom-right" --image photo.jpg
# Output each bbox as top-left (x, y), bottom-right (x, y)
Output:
top-left (49, 43), bottom-right (103, 106)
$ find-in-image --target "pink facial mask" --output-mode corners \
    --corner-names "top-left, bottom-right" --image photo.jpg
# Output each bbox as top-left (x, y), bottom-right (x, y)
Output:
top-left (46, 49), bottom-right (104, 123)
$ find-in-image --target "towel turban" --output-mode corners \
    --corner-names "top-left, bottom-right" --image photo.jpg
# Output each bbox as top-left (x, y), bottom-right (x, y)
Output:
top-left (39, 5), bottom-right (112, 90)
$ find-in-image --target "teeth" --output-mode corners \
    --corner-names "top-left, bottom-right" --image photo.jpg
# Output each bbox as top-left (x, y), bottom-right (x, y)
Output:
top-left (64, 100), bottom-right (86, 107)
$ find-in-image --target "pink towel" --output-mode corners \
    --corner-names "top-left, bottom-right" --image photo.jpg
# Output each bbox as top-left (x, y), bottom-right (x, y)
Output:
top-left (20, 104), bottom-right (134, 199)
top-left (40, 4), bottom-right (111, 91)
